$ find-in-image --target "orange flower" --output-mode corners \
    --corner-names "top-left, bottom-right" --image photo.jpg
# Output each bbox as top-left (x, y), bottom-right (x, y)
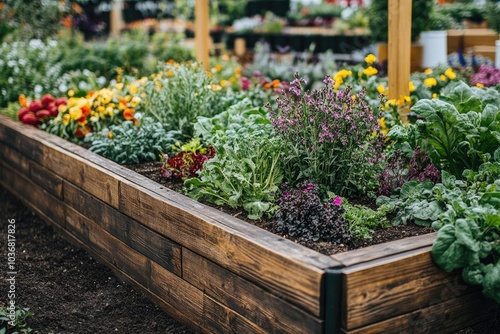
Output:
top-left (75, 125), bottom-right (91, 138)
top-left (272, 79), bottom-right (280, 88)
top-left (123, 108), bottom-right (135, 120)
top-left (78, 116), bottom-right (87, 125)
top-left (264, 83), bottom-right (271, 89)
top-left (119, 97), bottom-right (128, 107)
top-left (19, 94), bottom-right (27, 108)
top-left (81, 104), bottom-right (91, 118)
top-left (167, 59), bottom-right (175, 64)
top-left (87, 91), bottom-right (95, 98)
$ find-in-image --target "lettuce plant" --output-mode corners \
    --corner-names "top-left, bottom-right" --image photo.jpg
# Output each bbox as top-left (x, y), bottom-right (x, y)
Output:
top-left (160, 139), bottom-right (215, 180)
top-left (268, 73), bottom-right (384, 197)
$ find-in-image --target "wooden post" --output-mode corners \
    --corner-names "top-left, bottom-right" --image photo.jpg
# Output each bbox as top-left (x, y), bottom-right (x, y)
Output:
top-left (195, 0), bottom-right (210, 70)
top-left (388, 0), bottom-right (412, 123)
top-left (110, 0), bottom-right (124, 39)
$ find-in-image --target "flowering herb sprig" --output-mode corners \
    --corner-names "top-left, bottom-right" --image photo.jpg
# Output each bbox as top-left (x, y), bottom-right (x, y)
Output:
top-left (268, 72), bottom-right (384, 196)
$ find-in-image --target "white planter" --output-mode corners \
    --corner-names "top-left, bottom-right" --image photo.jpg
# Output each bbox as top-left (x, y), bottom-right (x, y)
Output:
top-left (420, 30), bottom-right (448, 68)
top-left (496, 40), bottom-right (500, 68)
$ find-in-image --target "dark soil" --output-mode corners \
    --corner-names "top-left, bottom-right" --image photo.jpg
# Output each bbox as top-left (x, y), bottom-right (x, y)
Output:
top-left (126, 161), bottom-right (435, 255)
top-left (0, 186), bottom-right (195, 334)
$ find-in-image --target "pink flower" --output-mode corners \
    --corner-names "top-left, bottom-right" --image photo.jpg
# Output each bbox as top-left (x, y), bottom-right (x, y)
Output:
top-left (333, 196), bottom-right (342, 206)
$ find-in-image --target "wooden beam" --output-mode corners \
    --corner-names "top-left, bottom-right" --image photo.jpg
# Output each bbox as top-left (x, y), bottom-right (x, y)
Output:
top-left (110, 0), bottom-right (124, 39)
top-left (388, 0), bottom-right (412, 123)
top-left (195, 0), bottom-right (210, 70)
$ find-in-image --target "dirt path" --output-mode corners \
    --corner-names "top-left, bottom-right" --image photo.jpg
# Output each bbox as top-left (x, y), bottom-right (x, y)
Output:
top-left (0, 186), bottom-right (195, 334)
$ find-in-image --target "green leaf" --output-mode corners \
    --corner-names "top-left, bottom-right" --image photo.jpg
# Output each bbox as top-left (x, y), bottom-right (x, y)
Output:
top-left (479, 192), bottom-right (500, 209)
top-left (482, 262), bottom-right (500, 303)
top-left (431, 224), bottom-right (469, 272)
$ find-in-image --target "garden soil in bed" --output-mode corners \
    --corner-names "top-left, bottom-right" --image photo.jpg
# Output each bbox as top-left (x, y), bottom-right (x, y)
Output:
top-left (0, 186), bottom-right (195, 334)
top-left (127, 161), bottom-right (435, 255)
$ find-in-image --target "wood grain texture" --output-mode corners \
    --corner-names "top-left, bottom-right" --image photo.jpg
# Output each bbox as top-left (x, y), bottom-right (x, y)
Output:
top-left (41, 143), bottom-right (120, 208)
top-left (0, 143), bottom-right (30, 175)
top-left (341, 247), bottom-right (483, 330)
top-left (331, 233), bottom-right (436, 267)
top-left (64, 181), bottom-right (182, 276)
top-left (342, 291), bottom-right (500, 334)
top-left (183, 249), bottom-right (323, 334)
top-left (28, 161), bottom-right (63, 198)
top-left (203, 295), bottom-right (267, 334)
top-left (1, 162), bottom-right (65, 225)
top-left (0, 116), bottom-right (45, 163)
top-left (120, 179), bottom-right (329, 317)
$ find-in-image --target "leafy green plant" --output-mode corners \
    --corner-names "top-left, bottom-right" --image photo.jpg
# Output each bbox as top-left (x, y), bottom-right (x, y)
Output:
top-left (142, 62), bottom-right (234, 139)
top-left (485, 0), bottom-right (500, 35)
top-left (275, 182), bottom-right (351, 243)
top-left (0, 305), bottom-right (33, 334)
top-left (85, 118), bottom-right (179, 165)
top-left (269, 73), bottom-right (384, 197)
top-left (431, 160), bottom-right (500, 304)
top-left (389, 81), bottom-right (500, 178)
top-left (342, 200), bottom-right (390, 240)
top-left (185, 104), bottom-right (282, 220)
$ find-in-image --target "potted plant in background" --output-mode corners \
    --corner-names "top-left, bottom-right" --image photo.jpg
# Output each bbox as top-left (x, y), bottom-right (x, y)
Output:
top-left (420, 4), bottom-right (453, 68)
top-left (367, 0), bottom-right (433, 72)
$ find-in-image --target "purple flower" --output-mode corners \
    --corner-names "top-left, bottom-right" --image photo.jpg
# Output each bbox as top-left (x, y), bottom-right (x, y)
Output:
top-left (333, 196), bottom-right (342, 206)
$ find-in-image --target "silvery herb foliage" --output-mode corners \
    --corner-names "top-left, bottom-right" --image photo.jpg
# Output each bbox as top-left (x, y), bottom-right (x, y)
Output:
top-left (85, 117), bottom-right (179, 165)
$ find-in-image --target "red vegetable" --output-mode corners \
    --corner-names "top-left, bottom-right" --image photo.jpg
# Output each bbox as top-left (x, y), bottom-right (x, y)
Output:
top-left (22, 112), bottom-right (38, 126)
top-left (41, 94), bottom-right (55, 106)
top-left (55, 97), bottom-right (68, 106)
top-left (36, 109), bottom-right (51, 118)
top-left (17, 107), bottom-right (29, 120)
top-left (28, 101), bottom-right (43, 112)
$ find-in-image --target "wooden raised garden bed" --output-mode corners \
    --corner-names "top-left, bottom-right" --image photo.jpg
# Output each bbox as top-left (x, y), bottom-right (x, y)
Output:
top-left (0, 114), bottom-right (498, 333)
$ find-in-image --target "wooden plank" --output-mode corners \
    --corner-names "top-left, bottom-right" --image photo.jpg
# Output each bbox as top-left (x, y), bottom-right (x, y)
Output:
top-left (203, 295), bottom-right (267, 334)
top-left (342, 291), bottom-right (500, 334)
top-left (120, 179), bottom-right (330, 317)
top-left (0, 118), bottom-right (44, 164)
top-left (41, 144), bottom-right (120, 208)
top-left (331, 233), bottom-right (436, 267)
top-left (0, 143), bottom-right (30, 175)
top-left (64, 206), bottom-right (152, 290)
top-left (63, 181), bottom-right (182, 276)
top-left (341, 247), bottom-right (482, 330)
top-left (1, 162), bottom-right (65, 226)
top-left (149, 261), bottom-right (205, 330)
top-left (183, 249), bottom-right (323, 334)
top-left (28, 161), bottom-right (63, 198)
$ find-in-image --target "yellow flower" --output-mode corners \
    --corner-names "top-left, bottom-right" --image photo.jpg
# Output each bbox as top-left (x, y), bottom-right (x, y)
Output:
top-left (377, 84), bottom-right (386, 95)
top-left (58, 105), bottom-right (68, 113)
top-left (440, 74), bottom-right (447, 81)
top-left (424, 68), bottom-right (433, 75)
top-left (211, 84), bottom-right (222, 91)
top-left (167, 70), bottom-right (174, 77)
top-left (409, 81), bottom-right (416, 92)
top-left (68, 89), bottom-right (74, 97)
top-left (386, 99), bottom-right (398, 107)
top-left (379, 117), bottom-right (386, 128)
top-left (351, 95), bottom-right (357, 101)
top-left (365, 54), bottom-right (377, 65)
top-left (229, 76), bottom-right (236, 83)
top-left (215, 64), bottom-right (222, 72)
top-left (363, 66), bottom-right (378, 77)
top-left (62, 114), bottom-right (70, 126)
top-left (97, 106), bottom-right (106, 115)
top-left (445, 68), bottom-right (456, 80)
top-left (333, 79), bottom-right (342, 90)
top-left (128, 83), bottom-right (138, 95)
top-left (432, 93), bottom-right (438, 99)
top-left (130, 96), bottom-right (141, 107)
top-left (220, 79), bottom-right (227, 87)
top-left (235, 68), bottom-right (242, 76)
top-left (115, 83), bottom-right (124, 91)
top-left (69, 106), bottom-right (82, 120)
top-left (206, 71), bottom-right (213, 77)
top-left (107, 132), bottom-right (113, 139)
top-left (399, 95), bottom-right (411, 105)
top-left (90, 115), bottom-right (99, 123)
top-left (476, 82), bottom-right (484, 88)
top-left (424, 77), bottom-right (438, 87)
